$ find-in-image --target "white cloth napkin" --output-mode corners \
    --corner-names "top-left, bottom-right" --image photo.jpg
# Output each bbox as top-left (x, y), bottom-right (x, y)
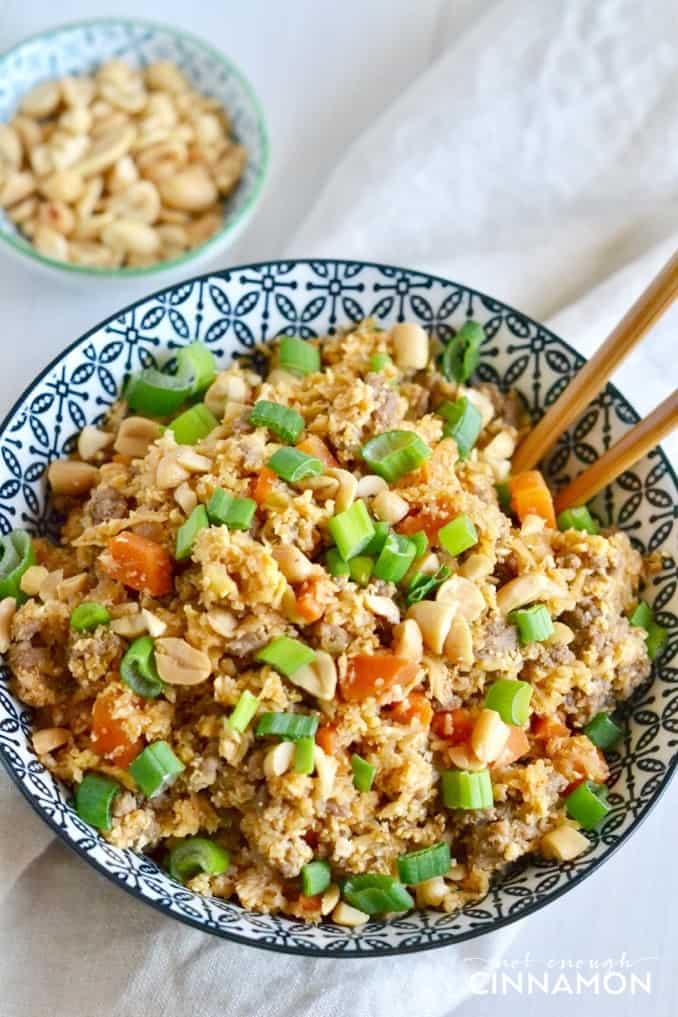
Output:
top-left (2, 2), bottom-right (677, 1016)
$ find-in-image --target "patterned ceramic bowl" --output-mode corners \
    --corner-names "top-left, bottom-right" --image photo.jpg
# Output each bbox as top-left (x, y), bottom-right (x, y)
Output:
top-left (0, 261), bottom-right (676, 957)
top-left (0, 19), bottom-right (268, 281)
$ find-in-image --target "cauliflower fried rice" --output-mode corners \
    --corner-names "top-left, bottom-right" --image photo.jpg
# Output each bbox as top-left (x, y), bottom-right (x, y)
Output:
top-left (3, 319), bottom-right (656, 925)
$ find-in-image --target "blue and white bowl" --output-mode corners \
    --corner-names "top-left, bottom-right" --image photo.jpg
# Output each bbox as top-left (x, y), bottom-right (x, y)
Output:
top-left (0, 260), bottom-right (676, 956)
top-left (0, 19), bottom-right (268, 281)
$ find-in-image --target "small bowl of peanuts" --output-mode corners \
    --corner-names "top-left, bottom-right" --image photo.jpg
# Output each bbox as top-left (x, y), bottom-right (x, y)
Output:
top-left (0, 18), bottom-right (268, 278)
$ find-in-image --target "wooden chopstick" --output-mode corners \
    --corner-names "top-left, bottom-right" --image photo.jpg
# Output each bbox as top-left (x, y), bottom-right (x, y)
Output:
top-left (511, 250), bottom-right (678, 473)
top-left (554, 389), bottom-right (678, 512)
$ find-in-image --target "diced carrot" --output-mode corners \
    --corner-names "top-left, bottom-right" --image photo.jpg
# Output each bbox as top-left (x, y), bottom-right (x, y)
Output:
top-left (251, 466), bottom-right (276, 506)
top-left (389, 691), bottom-right (433, 729)
top-left (531, 715), bottom-right (569, 740)
top-left (493, 725), bottom-right (530, 768)
top-left (508, 470), bottom-right (556, 528)
top-left (552, 734), bottom-right (609, 785)
top-left (104, 531), bottom-right (173, 597)
top-left (298, 893), bottom-right (322, 912)
top-left (295, 579), bottom-right (325, 624)
top-left (431, 707), bottom-right (475, 744)
top-left (91, 688), bottom-right (143, 768)
top-left (296, 435), bottom-right (338, 467)
top-left (397, 505), bottom-right (455, 545)
top-left (340, 653), bottom-right (418, 702)
top-left (316, 724), bottom-right (337, 756)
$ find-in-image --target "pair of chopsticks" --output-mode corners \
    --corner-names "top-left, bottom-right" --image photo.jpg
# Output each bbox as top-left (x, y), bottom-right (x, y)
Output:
top-left (510, 251), bottom-right (678, 512)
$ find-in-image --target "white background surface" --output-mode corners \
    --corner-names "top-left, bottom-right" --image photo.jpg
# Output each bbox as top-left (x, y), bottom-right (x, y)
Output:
top-left (0, 1), bottom-right (676, 1015)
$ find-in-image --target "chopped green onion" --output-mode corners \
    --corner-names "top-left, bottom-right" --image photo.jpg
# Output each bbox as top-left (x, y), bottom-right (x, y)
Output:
top-left (646, 622), bottom-right (668, 661)
top-left (360, 430), bottom-right (432, 483)
top-left (75, 772), bottom-right (120, 831)
top-left (129, 740), bottom-right (184, 798)
top-left (374, 531), bottom-right (416, 583)
top-left (484, 679), bottom-right (533, 725)
top-left (175, 342), bottom-right (216, 395)
top-left (438, 513), bottom-right (478, 556)
top-left (629, 600), bottom-right (667, 661)
top-left (70, 601), bottom-right (111, 632)
top-left (301, 859), bottom-right (331, 896)
top-left (169, 404), bottom-right (218, 445)
top-left (168, 836), bottom-right (230, 883)
top-left (228, 690), bottom-right (259, 733)
top-left (583, 712), bottom-right (623, 751)
top-left (206, 488), bottom-right (256, 530)
top-left (439, 320), bottom-right (484, 383)
top-left (120, 635), bottom-right (164, 699)
top-left (397, 842), bottom-right (451, 885)
top-left (510, 604), bottom-right (554, 644)
top-left (437, 397), bottom-right (482, 459)
top-left (294, 736), bottom-right (315, 774)
top-left (441, 768), bottom-right (493, 809)
top-left (328, 499), bottom-right (375, 561)
top-left (408, 531), bottom-right (428, 559)
top-left (279, 336), bottom-right (321, 377)
top-left (175, 505), bottom-right (209, 560)
top-left (256, 636), bottom-right (316, 677)
top-left (496, 481), bottom-right (512, 514)
top-left (557, 506), bottom-right (600, 535)
top-left (363, 520), bottom-right (390, 556)
top-left (249, 400), bottom-right (304, 444)
top-left (255, 712), bottom-right (319, 740)
top-left (342, 874), bottom-right (413, 915)
top-left (126, 367), bottom-right (192, 416)
top-left (349, 555), bottom-right (374, 587)
top-left (351, 753), bottom-right (376, 792)
top-left (565, 780), bottom-right (610, 829)
top-left (267, 447), bottom-right (324, 483)
top-left (369, 352), bottom-right (393, 372)
top-left (405, 565), bottom-right (451, 605)
top-left (0, 529), bottom-right (36, 601)
top-left (325, 548), bottom-right (350, 577)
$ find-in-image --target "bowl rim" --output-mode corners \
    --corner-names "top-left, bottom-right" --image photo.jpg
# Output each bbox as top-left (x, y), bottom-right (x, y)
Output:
top-left (0, 16), bottom-right (270, 279)
top-left (0, 258), bottom-right (676, 957)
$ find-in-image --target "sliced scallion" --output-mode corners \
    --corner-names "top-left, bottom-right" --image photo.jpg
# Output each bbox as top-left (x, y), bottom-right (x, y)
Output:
top-left (438, 514), bottom-right (478, 556)
top-left (70, 601), bottom-right (111, 632)
top-left (510, 604), bottom-right (554, 644)
top-left (437, 397), bottom-right (482, 459)
top-left (206, 488), bottom-right (256, 530)
top-left (439, 320), bottom-right (484, 383)
top-left (557, 506), bottom-right (600, 535)
top-left (75, 772), bottom-right (120, 831)
top-left (496, 481), bottom-right (512, 514)
top-left (484, 679), bottom-right (533, 725)
top-left (294, 736), bottom-right (315, 774)
top-left (405, 565), bottom-right (450, 605)
top-left (351, 753), bottom-right (376, 792)
top-left (279, 336), bottom-right (320, 377)
top-left (374, 531), bottom-right (416, 583)
top-left (363, 520), bottom-right (390, 557)
top-left (325, 548), bottom-right (350, 577)
top-left (126, 367), bottom-right (192, 416)
top-left (249, 400), bottom-right (304, 444)
top-left (360, 430), bottom-right (432, 483)
top-left (255, 712), bottom-right (319, 740)
top-left (342, 874), bottom-right (413, 915)
top-left (301, 859), bottom-right (331, 896)
top-left (629, 600), bottom-right (667, 661)
top-left (397, 842), bottom-right (451, 885)
top-left (583, 712), bottom-right (623, 751)
top-left (168, 836), bottom-right (230, 883)
top-left (256, 636), bottom-right (316, 677)
top-left (169, 404), bottom-right (218, 445)
top-left (565, 781), bottom-right (610, 830)
top-left (408, 531), bottom-right (428, 559)
top-left (441, 768), bottom-right (493, 809)
top-left (0, 529), bottom-right (35, 601)
top-left (348, 555), bottom-right (374, 587)
top-left (175, 342), bottom-right (216, 395)
top-left (328, 499), bottom-right (375, 561)
top-left (175, 505), bottom-right (209, 560)
top-left (120, 635), bottom-right (164, 699)
top-left (228, 690), bottom-right (259, 733)
top-left (369, 352), bottom-right (393, 372)
top-left (267, 447), bottom-right (324, 483)
top-left (129, 740), bottom-right (185, 798)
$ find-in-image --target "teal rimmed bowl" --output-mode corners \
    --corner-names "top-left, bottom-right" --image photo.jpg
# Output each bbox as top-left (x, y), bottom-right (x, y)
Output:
top-left (0, 18), bottom-right (269, 281)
